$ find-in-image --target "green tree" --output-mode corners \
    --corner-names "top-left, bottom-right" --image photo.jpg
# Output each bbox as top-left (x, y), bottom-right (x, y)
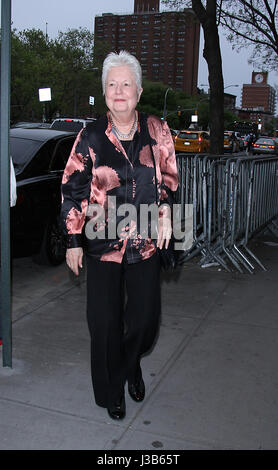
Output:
top-left (138, 81), bottom-right (198, 128)
top-left (224, 109), bottom-right (241, 130)
top-left (10, 27), bottom-right (107, 123)
top-left (138, 81), bottom-right (177, 119)
top-left (264, 116), bottom-right (278, 135)
top-left (11, 28), bottom-right (55, 122)
top-left (52, 28), bottom-right (105, 118)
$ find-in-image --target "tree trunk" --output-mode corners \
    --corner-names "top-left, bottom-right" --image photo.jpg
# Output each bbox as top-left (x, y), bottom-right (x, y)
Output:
top-left (192, 0), bottom-right (224, 154)
top-left (203, 18), bottom-right (224, 154)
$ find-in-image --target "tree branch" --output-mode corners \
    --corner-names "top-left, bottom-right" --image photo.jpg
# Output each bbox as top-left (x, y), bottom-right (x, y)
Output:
top-left (220, 0), bottom-right (278, 56)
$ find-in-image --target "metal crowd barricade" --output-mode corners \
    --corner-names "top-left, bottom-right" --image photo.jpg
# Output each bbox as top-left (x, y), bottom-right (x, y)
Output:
top-left (175, 152), bottom-right (278, 273)
top-left (175, 153), bottom-right (195, 207)
top-left (241, 157), bottom-right (278, 267)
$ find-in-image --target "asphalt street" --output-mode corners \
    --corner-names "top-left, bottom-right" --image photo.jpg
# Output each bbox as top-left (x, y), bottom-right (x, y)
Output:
top-left (1, 231), bottom-right (278, 451)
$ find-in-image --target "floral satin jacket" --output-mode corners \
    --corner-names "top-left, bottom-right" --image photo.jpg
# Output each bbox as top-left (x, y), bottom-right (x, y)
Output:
top-left (61, 112), bottom-right (178, 264)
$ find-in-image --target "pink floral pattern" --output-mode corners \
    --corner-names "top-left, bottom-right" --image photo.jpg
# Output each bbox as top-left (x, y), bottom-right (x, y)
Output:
top-left (61, 112), bottom-right (178, 263)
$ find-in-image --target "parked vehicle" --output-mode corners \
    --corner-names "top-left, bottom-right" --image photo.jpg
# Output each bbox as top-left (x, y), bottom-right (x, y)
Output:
top-left (252, 137), bottom-right (278, 155)
top-left (174, 130), bottom-right (210, 153)
top-left (224, 131), bottom-right (240, 153)
top-left (11, 121), bottom-right (51, 128)
top-left (10, 128), bottom-right (77, 265)
top-left (50, 117), bottom-right (96, 132)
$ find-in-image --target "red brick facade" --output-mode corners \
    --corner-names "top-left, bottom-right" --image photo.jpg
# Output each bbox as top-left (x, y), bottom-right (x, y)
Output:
top-left (241, 72), bottom-right (276, 114)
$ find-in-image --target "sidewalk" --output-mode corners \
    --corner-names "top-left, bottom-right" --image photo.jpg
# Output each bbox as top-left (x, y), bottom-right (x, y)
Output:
top-left (1, 236), bottom-right (278, 450)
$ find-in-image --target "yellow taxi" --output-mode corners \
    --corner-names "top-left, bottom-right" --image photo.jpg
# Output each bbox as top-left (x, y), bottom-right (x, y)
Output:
top-left (174, 130), bottom-right (210, 153)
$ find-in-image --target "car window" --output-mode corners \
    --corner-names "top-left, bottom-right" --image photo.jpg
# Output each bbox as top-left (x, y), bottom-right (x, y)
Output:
top-left (256, 138), bottom-right (274, 145)
top-left (51, 121), bottom-right (84, 132)
top-left (178, 132), bottom-right (198, 140)
top-left (50, 137), bottom-right (76, 171)
top-left (10, 137), bottom-right (43, 175)
top-left (24, 142), bottom-right (53, 177)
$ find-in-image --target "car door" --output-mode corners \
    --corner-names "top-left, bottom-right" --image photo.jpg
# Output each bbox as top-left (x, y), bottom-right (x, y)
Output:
top-left (48, 135), bottom-right (76, 215)
top-left (12, 136), bottom-right (75, 257)
top-left (35, 135), bottom-right (76, 264)
top-left (11, 140), bottom-right (54, 255)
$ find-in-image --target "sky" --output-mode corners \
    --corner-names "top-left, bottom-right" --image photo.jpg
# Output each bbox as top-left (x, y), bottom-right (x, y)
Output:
top-left (2, 0), bottom-right (277, 108)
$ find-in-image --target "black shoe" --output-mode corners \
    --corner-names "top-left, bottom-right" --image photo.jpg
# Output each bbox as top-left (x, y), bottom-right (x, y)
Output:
top-left (128, 377), bottom-right (145, 402)
top-left (107, 395), bottom-right (126, 420)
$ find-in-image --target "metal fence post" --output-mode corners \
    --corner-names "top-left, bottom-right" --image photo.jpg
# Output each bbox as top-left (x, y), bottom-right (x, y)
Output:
top-left (0, 0), bottom-right (12, 367)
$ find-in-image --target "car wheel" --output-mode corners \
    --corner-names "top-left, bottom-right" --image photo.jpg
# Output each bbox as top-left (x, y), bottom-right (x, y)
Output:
top-left (34, 214), bottom-right (66, 266)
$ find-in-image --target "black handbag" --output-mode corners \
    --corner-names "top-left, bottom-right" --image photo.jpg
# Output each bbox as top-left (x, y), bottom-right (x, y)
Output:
top-left (158, 236), bottom-right (178, 271)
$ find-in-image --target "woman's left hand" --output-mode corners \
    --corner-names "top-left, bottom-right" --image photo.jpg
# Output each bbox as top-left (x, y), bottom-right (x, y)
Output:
top-left (157, 212), bottom-right (172, 249)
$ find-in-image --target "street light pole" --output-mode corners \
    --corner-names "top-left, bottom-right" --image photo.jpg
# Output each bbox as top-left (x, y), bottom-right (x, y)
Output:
top-left (163, 87), bottom-right (172, 120)
top-left (0, 0), bottom-right (12, 367)
top-left (224, 85), bottom-right (239, 90)
top-left (200, 84), bottom-right (239, 92)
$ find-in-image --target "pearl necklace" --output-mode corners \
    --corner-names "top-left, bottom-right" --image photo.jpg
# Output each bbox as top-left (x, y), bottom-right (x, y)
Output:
top-left (110, 113), bottom-right (137, 140)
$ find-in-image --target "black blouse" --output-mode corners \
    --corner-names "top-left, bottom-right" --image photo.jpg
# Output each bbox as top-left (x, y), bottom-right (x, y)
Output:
top-left (61, 112), bottom-right (178, 264)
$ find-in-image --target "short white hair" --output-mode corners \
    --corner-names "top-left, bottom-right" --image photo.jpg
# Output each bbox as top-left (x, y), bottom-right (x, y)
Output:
top-left (102, 50), bottom-right (142, 95)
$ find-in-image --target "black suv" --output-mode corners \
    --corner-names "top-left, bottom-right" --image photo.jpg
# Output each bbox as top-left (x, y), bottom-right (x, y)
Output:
top-left (10, 127), bottom-right (77, 265)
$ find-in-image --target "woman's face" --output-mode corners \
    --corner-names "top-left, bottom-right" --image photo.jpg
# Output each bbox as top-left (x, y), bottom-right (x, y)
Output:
top-left (105, 65), bottom-right (142, 117)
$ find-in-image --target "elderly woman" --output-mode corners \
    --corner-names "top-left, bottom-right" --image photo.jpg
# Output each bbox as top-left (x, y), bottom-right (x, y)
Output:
top-left (61, 50), bottom-right (178, 420)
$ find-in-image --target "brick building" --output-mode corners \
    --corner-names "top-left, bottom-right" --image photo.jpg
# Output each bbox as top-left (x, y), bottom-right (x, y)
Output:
top-left (94, 0), bottom-right (200, 95)
top-left (240, 72), bottom-right (276, 130)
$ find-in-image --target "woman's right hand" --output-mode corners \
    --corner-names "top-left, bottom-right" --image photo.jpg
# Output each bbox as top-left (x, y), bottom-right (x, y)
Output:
top-left (66, 247), bottom-right (83, 276)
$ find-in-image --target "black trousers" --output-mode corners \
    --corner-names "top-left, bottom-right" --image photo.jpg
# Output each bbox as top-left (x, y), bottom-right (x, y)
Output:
top-left (86, 252), bottom-right (161, 408)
